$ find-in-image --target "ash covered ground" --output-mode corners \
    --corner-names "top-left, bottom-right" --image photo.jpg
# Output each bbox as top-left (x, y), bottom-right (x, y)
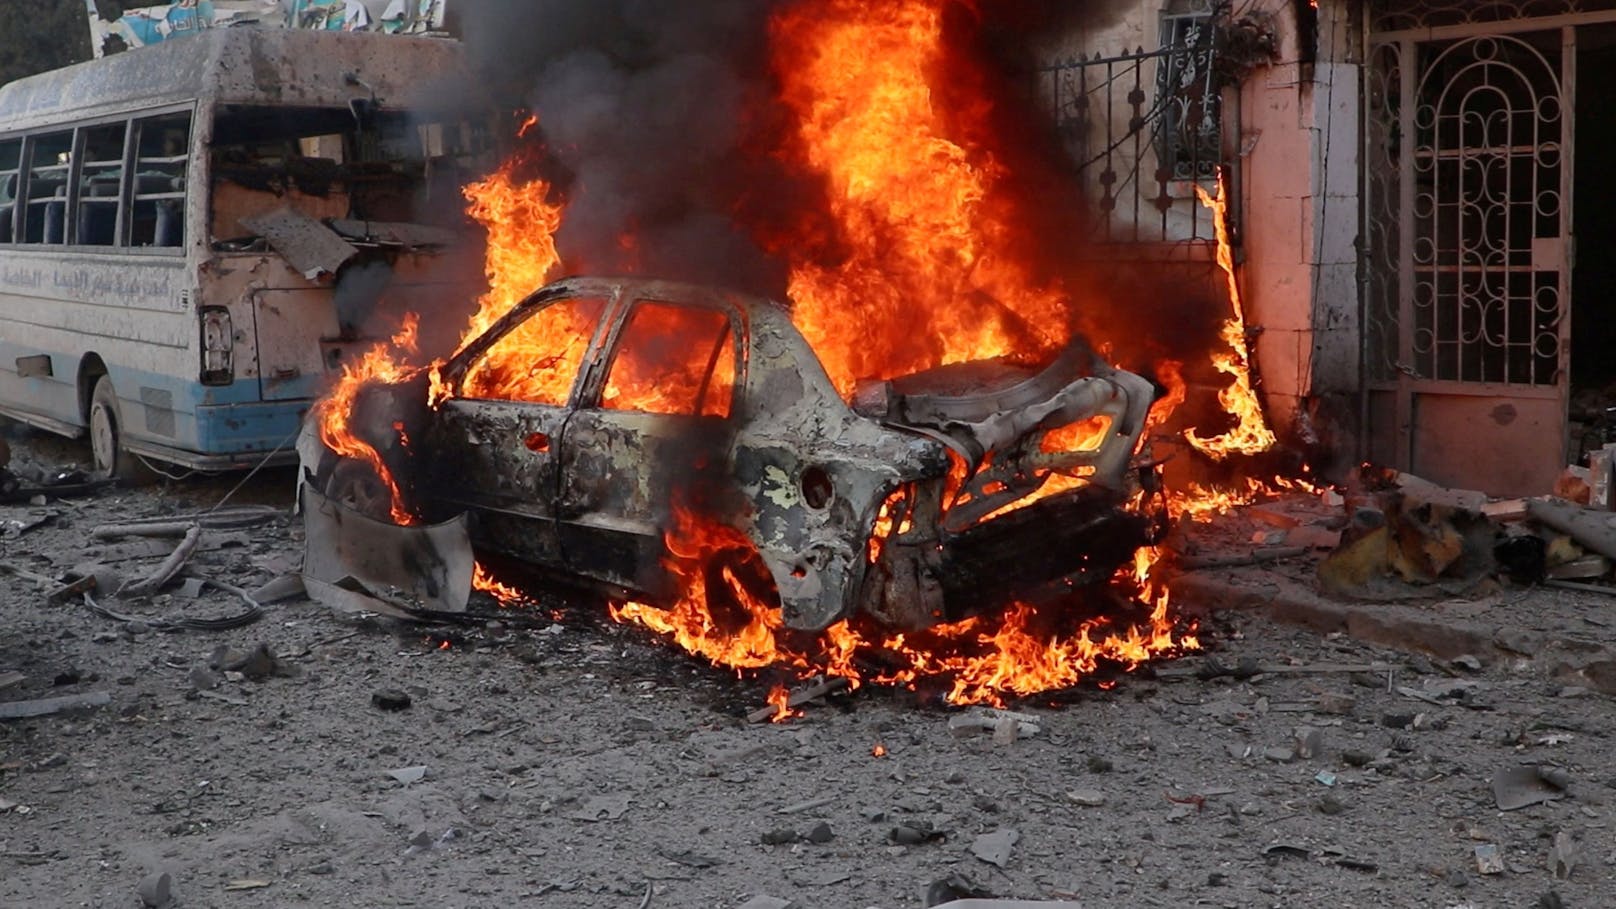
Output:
top-left (2, 426), bottom-right (1613, 908)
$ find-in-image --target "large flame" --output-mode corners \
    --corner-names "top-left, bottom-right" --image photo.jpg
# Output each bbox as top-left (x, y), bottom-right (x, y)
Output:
top-left (312, 314), bottom-right (424, 523)
top-left (606, 504), bottom-right (1198, 707)
top-left (310, 3), bottom-right (1313, 708)
top-left (770, 0), bottom-right (1067, 396)
top-left (1185, 173), bottom-right (1277, 459)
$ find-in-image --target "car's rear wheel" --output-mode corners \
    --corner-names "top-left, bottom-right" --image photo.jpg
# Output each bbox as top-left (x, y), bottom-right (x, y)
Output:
top-left (703, 546), bottom-right (782, 636)
top-left (324, 457), bottom-right (395, 521)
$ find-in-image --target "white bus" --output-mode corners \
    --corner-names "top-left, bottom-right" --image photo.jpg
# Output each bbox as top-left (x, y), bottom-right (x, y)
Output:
top-left (0, 27), bottom-right (489, 476)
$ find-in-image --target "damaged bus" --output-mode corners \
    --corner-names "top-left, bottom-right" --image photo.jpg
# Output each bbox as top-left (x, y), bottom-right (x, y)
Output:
top-left (0, 27), bottom-right (488, 476)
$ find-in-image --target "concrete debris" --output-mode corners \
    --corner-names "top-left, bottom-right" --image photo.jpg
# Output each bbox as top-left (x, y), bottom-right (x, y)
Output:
top-left (947, 708), bottom-right (1041, 740)
top-left (372, 688), bottom-right (412, 711)
top-left (1550, 830), bottom-right (1576, 880)
top-left (736, 898), bottom-right (794, 909)
top-left (1492, 765), bottom-right (1567, 811)
top-left (1473, 843), bottom-right (1505, 875)
top-left (1065, 789), bottom-right (1106, 807)
top-left (385, 766), bottom-right (427, 785)
top-left (136, 870), bottom-right (173, 908)
top-left (970, 828), bottom-right (1019, 867)
top-left (0, 690), bottom-right (111, 720)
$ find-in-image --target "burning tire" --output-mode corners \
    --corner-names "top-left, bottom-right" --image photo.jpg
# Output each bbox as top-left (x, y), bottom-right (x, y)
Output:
top-left (702, 546), bottom-right (783, 637)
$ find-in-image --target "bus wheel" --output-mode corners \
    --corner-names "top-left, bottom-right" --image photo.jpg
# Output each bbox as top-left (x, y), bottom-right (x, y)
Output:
top-left (89, 376), bottom-right (148, 481)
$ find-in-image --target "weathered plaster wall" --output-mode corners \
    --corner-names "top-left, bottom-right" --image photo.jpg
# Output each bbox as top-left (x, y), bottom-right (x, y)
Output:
top-left (1038, 0), bottom-right (1365, 460)
top-left (1238, 0), bottom-right (1361, 452)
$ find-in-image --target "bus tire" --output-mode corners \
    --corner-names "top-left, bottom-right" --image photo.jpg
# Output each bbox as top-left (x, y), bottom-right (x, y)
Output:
top-left (88, 376), bottom-right (151, 482)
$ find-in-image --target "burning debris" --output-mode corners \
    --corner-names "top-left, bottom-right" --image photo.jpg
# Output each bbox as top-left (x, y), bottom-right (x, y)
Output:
top-left (295, 0), bottom-right (1314, 706)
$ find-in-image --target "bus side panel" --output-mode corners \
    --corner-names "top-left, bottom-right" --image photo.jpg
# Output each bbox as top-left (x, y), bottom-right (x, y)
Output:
top-left (0, 252), bottom-right (191, 431)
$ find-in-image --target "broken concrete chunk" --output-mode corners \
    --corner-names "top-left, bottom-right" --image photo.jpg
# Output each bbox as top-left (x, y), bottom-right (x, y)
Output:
top-left (136, 870), bottom-right (173, 908)
top-left (386, 766), bottom-right (427, 785)
top-left (1066, 789), bottom-right (1106, 807)
top-left (1474, 843), bottom-right (1505, 875)
top-left (1493, 765), bottom-right (1565, 811)
top-left (970, 828), bottom-right (1019, 867)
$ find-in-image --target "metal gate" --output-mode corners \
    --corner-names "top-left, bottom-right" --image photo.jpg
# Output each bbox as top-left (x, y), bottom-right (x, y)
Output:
top-left (1364, 25), bottom-right (1573, 496)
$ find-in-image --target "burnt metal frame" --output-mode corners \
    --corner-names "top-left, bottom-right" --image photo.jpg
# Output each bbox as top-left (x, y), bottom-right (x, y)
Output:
top-left (1038, 17), bottom-right (1222, 244)
top-left (1363, 7), bottom-right (1587, 476)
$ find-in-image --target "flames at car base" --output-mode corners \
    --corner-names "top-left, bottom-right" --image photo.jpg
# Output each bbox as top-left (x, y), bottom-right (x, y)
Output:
top-left (305, 0), bottom-right (1301, 707)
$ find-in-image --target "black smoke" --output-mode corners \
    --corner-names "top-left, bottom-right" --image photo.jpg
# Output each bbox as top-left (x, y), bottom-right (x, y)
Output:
top-left (453, 0), bottom-right (805, 296)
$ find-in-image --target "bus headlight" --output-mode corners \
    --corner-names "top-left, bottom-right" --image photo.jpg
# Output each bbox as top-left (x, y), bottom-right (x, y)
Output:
top-left (201, 306), bottom-right (233, 386)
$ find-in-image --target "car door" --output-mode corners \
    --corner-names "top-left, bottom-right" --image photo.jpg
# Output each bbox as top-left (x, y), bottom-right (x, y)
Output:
top-left (425, 291), bottom-right (612, 566)
top-left (556, 295), bottom-right (742, 597)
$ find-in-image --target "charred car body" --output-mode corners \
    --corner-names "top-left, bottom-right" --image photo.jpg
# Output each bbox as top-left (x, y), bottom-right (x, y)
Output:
top-left (298, 277), bottom-right (1163, 631)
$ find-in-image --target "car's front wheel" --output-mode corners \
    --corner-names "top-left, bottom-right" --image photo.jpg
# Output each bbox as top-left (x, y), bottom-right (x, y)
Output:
top-left (324, 457), bottom-right (395, 522)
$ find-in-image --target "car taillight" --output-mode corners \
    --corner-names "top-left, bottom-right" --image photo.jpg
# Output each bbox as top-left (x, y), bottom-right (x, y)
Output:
top-left (201, 306), bottom-right (233, 386)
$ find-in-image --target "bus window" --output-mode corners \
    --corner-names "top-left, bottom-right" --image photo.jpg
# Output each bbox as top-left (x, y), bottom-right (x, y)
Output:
top-left (210, 105), bottom-right (492, 240)
top-left (77, 122), bottom-right (127, 246)
top-left (22, 132), bottom-right (73, 245)
top-left (130, 111), bottom-right (190, 248)
top-left (0, 139), bottom-right (19, 243)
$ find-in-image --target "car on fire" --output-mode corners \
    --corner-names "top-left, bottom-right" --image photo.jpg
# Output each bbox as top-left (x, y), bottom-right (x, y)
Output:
top-left (297, 276), bottom-right (1164, 632)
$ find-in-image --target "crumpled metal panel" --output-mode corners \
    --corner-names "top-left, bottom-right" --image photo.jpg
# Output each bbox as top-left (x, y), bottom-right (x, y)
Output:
top-left (732, 303), bottom-right (948, 630)
top-left (300, 481), bottom-right (472, 612)
top-left (241, 207), bottom-right (359, 279)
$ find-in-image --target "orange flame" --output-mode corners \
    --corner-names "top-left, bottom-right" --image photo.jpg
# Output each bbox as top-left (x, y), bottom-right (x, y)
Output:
top-left (312, 314), bottom-right (425, 524)
top-left (473, 562), bottom-right (528, 607)
top-left (765, 685), bottom-right (802, 723)
top-left (457, 157), bottom-right (566, 346)
top-left (770, 0), bottom-right (1067, 396)
top-left (1186, 173), bottom-right (1277, 459)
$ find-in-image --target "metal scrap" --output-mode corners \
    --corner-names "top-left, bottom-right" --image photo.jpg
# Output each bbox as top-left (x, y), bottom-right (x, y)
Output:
top-left (300, 483), bottom-right (472, 613)
top-left (240, 207), bottom-right (359, 279)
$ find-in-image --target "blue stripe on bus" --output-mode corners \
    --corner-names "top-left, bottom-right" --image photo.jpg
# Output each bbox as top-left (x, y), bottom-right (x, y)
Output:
top-left (0, 341), bottom-right (315, 454)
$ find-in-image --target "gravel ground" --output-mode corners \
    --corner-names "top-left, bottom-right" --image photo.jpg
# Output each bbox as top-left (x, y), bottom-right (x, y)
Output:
top-left (2, 425), bottom-right (1613, 909)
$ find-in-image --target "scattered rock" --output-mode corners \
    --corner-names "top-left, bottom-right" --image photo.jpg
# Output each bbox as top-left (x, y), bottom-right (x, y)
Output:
top-left (1474, 843), bottom-right (1505, 875)
top-left (372, 688), bottom-right (412, 711)
top-left (1318, 794), bottom-right (1347, 816)
top-left (924, 874), bottom-right (994, 906)
top-left (1314, 691), bottom-right (1356, 715)
top-left (1550, 830), bottom-right (1576, 880)
top-left (970, 828), bottom-right (1018, 867)
top-left (187, 666), bottom-right (220, 691)
top-left (889, 822), bottom-right (946, 845)
top-left (1494, 765), bottom-right (1566, 811)
top-left (1086, 755), bottom-right (1113, 773)
top-left (386, 766), bottom-right (427, 785)
top-left (737, 897), bottom-right (794, 909)
top-left (805, 821), bottom-right (833, 844)
top-left (566, 794), bottom-right (631, 822)
top-left (760, 828), bottom-right (798, 846)
top-left (1066, 789), bottom-right (1106, 807)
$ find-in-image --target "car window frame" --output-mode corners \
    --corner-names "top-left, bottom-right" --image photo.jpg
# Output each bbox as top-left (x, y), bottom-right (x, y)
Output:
top-left (579, 296), bottom-right (744, 420)
top-left (445, 286), bottom-right (621, 408)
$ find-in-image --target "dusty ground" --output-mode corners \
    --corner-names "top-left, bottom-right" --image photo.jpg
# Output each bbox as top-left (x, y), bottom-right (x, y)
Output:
top-left (2, 424), bottom-right (1613, 909)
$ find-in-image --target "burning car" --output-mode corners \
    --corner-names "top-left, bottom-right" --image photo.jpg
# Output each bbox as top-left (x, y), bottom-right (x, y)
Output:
top-left (298, 276), bottom-right (1163, 632)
